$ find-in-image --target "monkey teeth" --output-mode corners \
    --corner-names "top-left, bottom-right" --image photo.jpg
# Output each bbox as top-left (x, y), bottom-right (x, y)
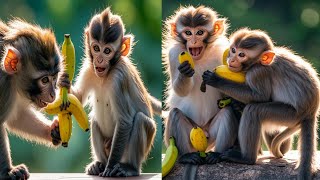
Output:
top-left (39, 99), bottom-right (48, 107)
top-left (96, 67), bottom-right (106, 73)
top-left (189, 47), bottom-right (203, 58)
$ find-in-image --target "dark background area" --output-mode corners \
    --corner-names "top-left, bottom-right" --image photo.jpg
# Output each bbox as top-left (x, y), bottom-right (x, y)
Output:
top-left (0, 0), bottom-right (161, 173)
top-left (162, 0), bottom-right (320, 150)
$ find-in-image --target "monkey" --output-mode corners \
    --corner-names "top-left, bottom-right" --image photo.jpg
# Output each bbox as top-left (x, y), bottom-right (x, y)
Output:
top-left (0, 19), bottom-right (70, 179)
top-left (163, 5), bottom-right (239, 165)
top-left (68, 8), bottom-right (159, 177)
top-left (202, 28), bottom-right (320, 179)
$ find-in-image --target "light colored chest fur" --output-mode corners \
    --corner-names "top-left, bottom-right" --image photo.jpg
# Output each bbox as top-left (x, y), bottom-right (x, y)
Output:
top-left (168, 39), bottom-right (228, 126)
top-left (89, 78), bottom-right (116, 138)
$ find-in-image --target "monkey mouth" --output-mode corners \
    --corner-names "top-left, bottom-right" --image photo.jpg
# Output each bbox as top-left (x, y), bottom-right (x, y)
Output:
top-left (38, 99), bottom-right (49, 108)
top-left (95, 66), bottom-right (108, 77)
top-left (188, 47), bottom-right (204, 60)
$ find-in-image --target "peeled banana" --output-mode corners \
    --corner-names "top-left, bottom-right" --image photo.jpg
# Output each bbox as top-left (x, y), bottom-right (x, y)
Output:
top-left (61, 34), bottom-right (76, 106)
top-left (45, 94), bottom-right (89, 132)
top-left (215, 65), bottom-right (246, 83)
top-left (190, 127), bottom-right (207, 158)
top-left (178, 51), bottom-right (194, 69)
top-left (162, 137), bottom-right (178, 177)
top-left (58, 113), bottom-right (72, 147)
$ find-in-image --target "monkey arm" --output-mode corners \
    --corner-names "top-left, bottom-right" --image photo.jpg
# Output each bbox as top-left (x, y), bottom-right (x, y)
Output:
top-left (0, 125), bottom-right (12, 174)
top-left (5, 107), bottom-right (52, 145)
top-left (202, 70), bottom-right (271, 103)
top-left (149, 94), bottom-right (162, 116)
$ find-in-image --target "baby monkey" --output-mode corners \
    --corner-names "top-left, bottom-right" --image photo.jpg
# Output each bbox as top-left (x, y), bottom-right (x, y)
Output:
top-left (202, 28), bottom-right (320, 179)
top-left (70, 8), bottom-right (159, 177)
top-left (0, 19), bottom-right (68, 179)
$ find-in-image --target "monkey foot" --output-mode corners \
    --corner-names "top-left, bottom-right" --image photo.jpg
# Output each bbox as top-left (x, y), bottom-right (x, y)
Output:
top-left (220, 148), bottom-right (255, 165)
top-left (179, 152), bottom-right (205, 165)
top-left (8, 164), bottom-right (30, 180)
top-left (86, 161), bottom-right (105, 175)
top-left (99, 163), bottom-right (139, 177)
top-left (205, 152), bottom-right (222, 164)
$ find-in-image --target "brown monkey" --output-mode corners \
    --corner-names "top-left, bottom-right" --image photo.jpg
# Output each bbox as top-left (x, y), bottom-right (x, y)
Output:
top-left (163, 6), bottom-right (238, 164)
top-left (0, 19), bottom-right (68, 179)
top-left (202, 28), bottom-right (320, 179)
top-left (70, 8), bottom-right (159, 177)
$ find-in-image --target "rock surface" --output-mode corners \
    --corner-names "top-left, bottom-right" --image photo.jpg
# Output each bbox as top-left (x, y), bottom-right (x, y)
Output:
top-left (163, 151), bottom-right (320, 180)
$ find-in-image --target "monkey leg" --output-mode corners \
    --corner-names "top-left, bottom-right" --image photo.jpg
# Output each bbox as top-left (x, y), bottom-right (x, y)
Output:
top-left (86, 120), bottom-right (107, 176)
top-left (110, 112), bottom-right (156, 177)
top-left (0, 125), bottom-right (30, 180)
top-left (222, 102), bottom-right (300, 164)
top-left (206, 107), bottom-right (238, 164)
top-left (164, 108), bottom-right (204, 165)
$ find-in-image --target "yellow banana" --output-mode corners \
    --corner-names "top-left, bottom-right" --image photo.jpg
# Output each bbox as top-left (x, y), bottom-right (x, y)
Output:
top-left (58, 113), bottom-right (72, 147)
top-left (178, 51), bottom-right (194, 69)
top-left (190, 127), bottom-right (207, 157)
top-left (61, 34), bottom-right (76, 106)
top-left (162, 137), bottom-right (178, 177)
top-left (45, 94), bottom-right (89, 132)
top-left (222, 48), bottom-right (229, 65)
top-left (215, 65), bottom-right (246, 83)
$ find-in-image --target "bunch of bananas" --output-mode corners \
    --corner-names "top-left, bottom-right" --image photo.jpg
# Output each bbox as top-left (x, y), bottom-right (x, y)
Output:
top-left (162, 137), bottom-right (178, 177)
top-left (178, 51), bottom-right (194, 69)
top-left (45, 34), bottom-right (89, 147)
top-left (190, 127), bottom-right (208, 158)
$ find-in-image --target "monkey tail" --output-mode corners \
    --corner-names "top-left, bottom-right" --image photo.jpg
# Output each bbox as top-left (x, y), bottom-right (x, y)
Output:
top-left (270, 124), bottom-right (300, 158)
top-left (182, 164), bottom-right (198, 180)
top-left (297, 117), bottom-right (318, 179)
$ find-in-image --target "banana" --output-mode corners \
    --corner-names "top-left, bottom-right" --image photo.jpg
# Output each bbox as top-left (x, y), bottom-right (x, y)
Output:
top-left (222, 48), bottom-right (229, 65)
top-left (45, 94), bottom-right (89, 132)
top-left (162, 137), bottom-right (178, 177)
top-left (61, 34), bottom-right (76, 107)
top-left (58, 112), bottom-right (72, 147)
top-left (190, 127), bottom-right (207, 158)
top-left (215, 65), bottom-right (246, 83)
top-left (178, 51), bottom-right (194, 69)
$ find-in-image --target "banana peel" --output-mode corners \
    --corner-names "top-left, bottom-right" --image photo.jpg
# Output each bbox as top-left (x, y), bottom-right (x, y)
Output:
top-left (45, 34), bottom-right (88, 147)
top-left (162, 137), bottom-right (178, 177)
top-left (178, 51), bottom-right (194, 69)
top-left (190, 127), bottom-right (207, 158)
top-left (215, 65), bottom-right (246, 83)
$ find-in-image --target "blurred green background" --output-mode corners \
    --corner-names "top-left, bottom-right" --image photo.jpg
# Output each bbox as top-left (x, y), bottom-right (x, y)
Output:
top-left (163, 0), bottom-right (320, 150)
top-left (0, 0), bottom-right (161, 173)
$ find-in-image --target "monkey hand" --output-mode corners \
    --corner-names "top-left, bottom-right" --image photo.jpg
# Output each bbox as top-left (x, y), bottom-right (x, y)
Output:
top-left (99, 163), bottom-right (138, 177)
top-left (50, 119), bottom-right (61, 146)
top-left (202, 70), bottom-right (223, 87)
top-left (58, 72), bottom-right (71, 110)
top-left (8, 164), bottom-right (30, 180)
top-left (86, 161), bottom-right (105, 175)
top-left (178, 61), bottom-right (195, 77)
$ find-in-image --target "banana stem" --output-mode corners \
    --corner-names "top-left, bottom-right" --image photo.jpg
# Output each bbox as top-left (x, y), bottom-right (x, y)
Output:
top-left (200, 152), bottom-right (206, 158)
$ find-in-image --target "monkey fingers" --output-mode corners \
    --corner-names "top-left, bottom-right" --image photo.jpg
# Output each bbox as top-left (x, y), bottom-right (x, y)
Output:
top-left (108, 163), bottom-right (139, 177)
top-left (86, 161), bottom-right (105, 175)
top-left (8, 164), bottom-right (30, 180)
top-left (58, 73), bottom-right (70, 89)
top-left (220, 148), bottom-right (254, 165)
top-left (202, 70), bottom-right (222, 87)
top-left (179, 152), bottom-right (205, 165)
top-left (205, 152), bottom-right (222, 164)
top-left (50, 121), bottom-right (61, 146)
top-left (178, 61), bottom-right (195, 77)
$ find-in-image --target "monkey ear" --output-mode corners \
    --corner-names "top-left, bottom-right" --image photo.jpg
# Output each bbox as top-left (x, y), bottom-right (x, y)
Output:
top-left (170, 23), bottom-right (177, 37)
top-left (121, 35), bottom-right (133, 57)
top-left (260, 51), bottom-right (275, 65)
top-left (213, 19), bottom-right (225, 36)
top-left (2, 47), bottom-right (21, 74)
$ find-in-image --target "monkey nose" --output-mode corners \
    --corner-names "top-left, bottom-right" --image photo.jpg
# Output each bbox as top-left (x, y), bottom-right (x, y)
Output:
top-left (49, 91), bottom-right (56, 102)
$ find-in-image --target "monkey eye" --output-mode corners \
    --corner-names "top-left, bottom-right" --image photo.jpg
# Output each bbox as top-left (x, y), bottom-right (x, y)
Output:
top-left (196, 30), bottom-right (204, 35)
top-left (239, 52), bottom-right (245, 57)
top-left (41, 77), bottom-right (49, 84)
top-left (93, 45), bottom-right (100, 52)
top-left (185, 30), bottom-right (192, 36)
top-left (104, 47), bottom-right (111, 55)
top-left (231, 48), bottom-right (236, 53)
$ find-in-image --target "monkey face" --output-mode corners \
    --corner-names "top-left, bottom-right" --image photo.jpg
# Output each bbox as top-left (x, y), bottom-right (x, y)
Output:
top-left (227, 46), bottom-right (262, 72)
top-left (30, 74), bottom-right (58, 108)
top-left (181, 26), bottom-right (208, 60)
top-left (89, 38), bottom-right (121, 77)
